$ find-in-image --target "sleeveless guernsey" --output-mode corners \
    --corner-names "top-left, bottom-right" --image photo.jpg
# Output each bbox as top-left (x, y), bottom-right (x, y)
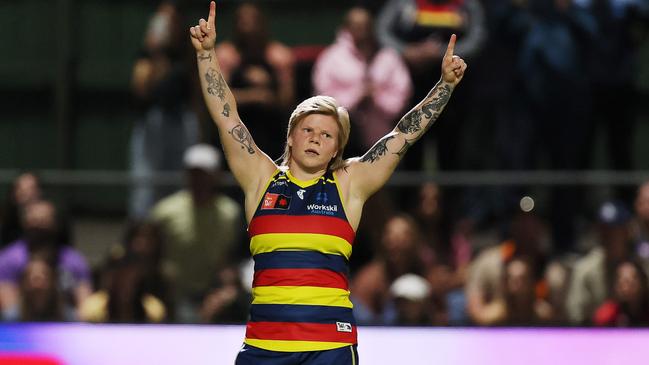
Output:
top-left (244, 168), bottom-right (357, 352)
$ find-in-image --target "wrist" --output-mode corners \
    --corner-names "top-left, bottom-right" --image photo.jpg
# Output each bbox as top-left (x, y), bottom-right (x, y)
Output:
top-left (439, 78), bottom-right (456, 90)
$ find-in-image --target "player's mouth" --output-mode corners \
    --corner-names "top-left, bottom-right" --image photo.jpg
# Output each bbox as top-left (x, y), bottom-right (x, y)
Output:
top-left (305, 149), bottom-right (319, 156)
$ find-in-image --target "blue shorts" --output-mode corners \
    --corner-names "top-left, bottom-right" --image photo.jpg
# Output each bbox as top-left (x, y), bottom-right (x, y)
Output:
top-left (235, 343), bottom-right (359, 365)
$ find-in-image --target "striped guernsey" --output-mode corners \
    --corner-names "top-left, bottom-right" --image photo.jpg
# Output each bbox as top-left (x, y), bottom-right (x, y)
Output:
top-left (245, 168), bottom-right (357, 352)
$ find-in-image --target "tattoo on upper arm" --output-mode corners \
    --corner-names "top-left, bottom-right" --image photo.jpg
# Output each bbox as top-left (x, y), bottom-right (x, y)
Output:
top-left (222, 103), bottom-right (231, 117)
top-left (228, 123), bottom-right (255, 154)
top-left (360, 135), bottom-right (395, 163)
top-left (394, 138), bottom-right (415, 159)
top-left (198, 53), bottom-right (212, 62)
top-left (205, 68), bottom-right (227, 101)
top-left (397, 84), bottom-right (453, 135)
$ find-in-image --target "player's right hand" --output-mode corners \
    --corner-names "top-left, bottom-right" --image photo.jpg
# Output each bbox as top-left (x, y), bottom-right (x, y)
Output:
top-left (190, 1), bottom-right (217, 52)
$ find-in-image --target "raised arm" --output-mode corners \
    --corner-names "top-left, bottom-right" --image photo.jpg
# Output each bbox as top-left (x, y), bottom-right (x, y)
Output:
top-left (346, 35), bottom-right (467, 201)
top-left (190, 1), bottom-right (276, 198)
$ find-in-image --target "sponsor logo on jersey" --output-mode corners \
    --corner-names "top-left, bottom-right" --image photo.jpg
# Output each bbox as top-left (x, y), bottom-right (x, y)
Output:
top-left (336, 322), bottom-right (353, 333)
top-left (306, 204), bottom-right (338, 212)
top-left (270, 180), bottom-right (288, 187)
top-left (297, 189), bottom-right (306, 200)
top-left (261, 193), bottom-right (291, 210)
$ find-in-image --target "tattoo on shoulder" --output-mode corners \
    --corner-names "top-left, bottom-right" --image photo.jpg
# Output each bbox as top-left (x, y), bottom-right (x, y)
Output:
top-left (222, 103), bottom-right (231, 117)
top-left (360, 135), bottom-right (395, 163)
top-left (228, 123), bottom-right (255, 154)
top-left (198, 53), bottom-right (212, 62)
top-left (205, 68), bottom-right (227, 101)
top-left (394, 138), bottom-right (414, 159)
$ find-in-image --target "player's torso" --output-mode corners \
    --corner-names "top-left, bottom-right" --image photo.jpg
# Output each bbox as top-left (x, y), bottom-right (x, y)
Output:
top-left (245, 169), bottom-right (358, 352)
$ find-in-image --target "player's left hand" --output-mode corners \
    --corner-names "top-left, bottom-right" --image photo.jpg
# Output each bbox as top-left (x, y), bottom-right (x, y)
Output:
top-left (441, 34), bottom-right (467, 87)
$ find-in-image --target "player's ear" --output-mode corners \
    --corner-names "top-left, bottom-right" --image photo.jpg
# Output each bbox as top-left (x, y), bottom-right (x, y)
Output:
top-left (287, 135), bottom-right (293, 148)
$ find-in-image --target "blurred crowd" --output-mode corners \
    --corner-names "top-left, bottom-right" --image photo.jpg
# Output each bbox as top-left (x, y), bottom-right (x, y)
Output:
top-left (2, 0), bottom-right (649, 327)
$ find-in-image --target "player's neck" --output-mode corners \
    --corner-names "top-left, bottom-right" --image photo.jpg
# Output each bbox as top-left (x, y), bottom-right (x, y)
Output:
top-left (287, 159), bottom-right (327, 182)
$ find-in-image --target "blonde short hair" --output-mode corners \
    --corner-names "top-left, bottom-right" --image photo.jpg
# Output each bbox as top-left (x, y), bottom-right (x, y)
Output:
top-left (280, 95), bottom-right (350, 171)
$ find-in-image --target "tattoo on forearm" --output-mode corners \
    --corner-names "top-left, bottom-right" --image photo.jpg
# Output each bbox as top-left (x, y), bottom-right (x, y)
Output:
top-left (205, 68), bottom-right (227, 101)
top-left (422, 84), bottom-right (452, 118)
top-left (394, 138), bottom-right (414, 159)
top-left (397, 83), bottom-right (453, 135)
top-left (222, 103), bottom-right (231, 117)
top-left (228, 124), bottom-right (255, 154)
top-left (198, 53), bottom-right (212, 62)
top-left (397, 109), bottom-right (423, 134)
top-left (360, 135), bottom-right (395, 163)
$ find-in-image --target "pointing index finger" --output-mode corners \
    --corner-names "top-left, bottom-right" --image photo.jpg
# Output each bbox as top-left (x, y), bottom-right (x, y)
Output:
top-left (444, 34), bottom-right (456, 60)
top-left (207, 1), bottom-right (216, 29)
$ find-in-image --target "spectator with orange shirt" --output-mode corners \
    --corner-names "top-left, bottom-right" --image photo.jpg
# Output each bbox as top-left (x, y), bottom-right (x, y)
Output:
top-left (465, 209), bottom-right (548, 325)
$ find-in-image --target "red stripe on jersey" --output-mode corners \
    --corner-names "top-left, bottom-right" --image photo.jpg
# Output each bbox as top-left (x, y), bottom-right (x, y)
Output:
top-left (249, 215), bottom-right (355, 244)
top-left (253, 269), bottom-right (349, 290)
top-left (246, 321), bottom-right (357, 343)
top-left (416, 0), bottom-right (463, 11)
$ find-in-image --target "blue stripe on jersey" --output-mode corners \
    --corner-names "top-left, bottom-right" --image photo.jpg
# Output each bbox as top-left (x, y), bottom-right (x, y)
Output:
top-left (253, 251), bottom-right (349, 276)
top-left (250, 304), bottom-right (356, 325)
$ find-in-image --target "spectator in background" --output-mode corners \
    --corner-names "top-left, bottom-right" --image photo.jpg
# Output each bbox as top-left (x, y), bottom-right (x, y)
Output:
top-left (130, 0), bottom-right (200, 218)
top-left (80, 221), bottom-right (170, 323)
top-left (376, 0), bottom-right (485, 171)
top-left (390, 273), bottom-right (434, 325)
top-left (351, 214), bottom-right (432, 325)
top-left (313, 6), bottom-right (412, 156)
top-left (200, 265), bottom-right (250, 323)
top-left (594, 259), bottom-right (649, 327)
top-left (466, 209), bottom-right (547, 325)
top-left (1, 173), bottom-right (42, 248)
top-left (214, 2), bottom-right (295, 160)
top-left (566, 201), bottom-right (634, 325)
top-left (18, 258), bottom-right (66, 322)
top-left (0, 200), bottom-right (91, 321)
top-left (501, 257), bottom-right (547, 325)
top-left (413, 182), bottom-right (471, 274)
top-left (413, 182), bottom-right (471, 325)
top-left (541, 260), bottom-right (571, 325)
top-left (151, 144), bottom-right (243, 322)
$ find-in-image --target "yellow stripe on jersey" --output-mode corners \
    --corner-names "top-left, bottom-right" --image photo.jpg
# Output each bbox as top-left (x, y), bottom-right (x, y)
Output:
top-left (244, 339), bottom-right (351, 352)
top-left (250, 233), bottom-right (352, 259)
top-left (416, 11), bottom-right (463, 28)
top-left (252, 286), bottom-right (353, 308)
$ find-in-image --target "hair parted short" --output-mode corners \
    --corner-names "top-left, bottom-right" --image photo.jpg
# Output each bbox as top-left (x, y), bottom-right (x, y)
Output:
top-left (280, 95), bottom-right (351, 172)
